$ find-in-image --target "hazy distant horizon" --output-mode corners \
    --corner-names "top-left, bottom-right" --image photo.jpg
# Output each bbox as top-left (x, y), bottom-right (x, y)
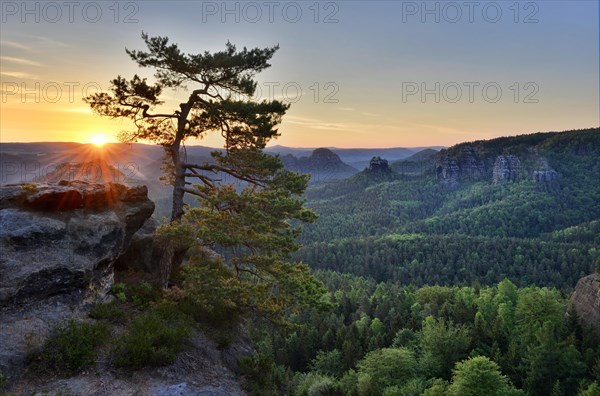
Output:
top-left (1, 2), bottom-right (597, 147)
top-left (3, 126), bottom-right (598, 150)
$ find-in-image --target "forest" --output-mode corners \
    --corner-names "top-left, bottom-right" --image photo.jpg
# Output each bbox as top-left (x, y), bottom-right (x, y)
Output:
top-left (237, 129), bottom-right (600, 395)
top-left (243, 271), bottom-right (600, 395)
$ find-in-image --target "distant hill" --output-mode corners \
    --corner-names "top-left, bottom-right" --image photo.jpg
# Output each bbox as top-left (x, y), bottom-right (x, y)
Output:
top-left (403, 148), bottom-right (439, 162)
top-left (280, 148), bottom-right (358, 183)
top-left (297, 127), bottom-right (600, 290)
top-left (391, 148), bottom-right (439, 176)
top-left (266, 145), bottom-right (445, 170)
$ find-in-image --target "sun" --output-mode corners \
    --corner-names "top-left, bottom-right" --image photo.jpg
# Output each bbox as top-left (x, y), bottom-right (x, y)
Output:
top-left (90, 134), bottom-right (107, 147)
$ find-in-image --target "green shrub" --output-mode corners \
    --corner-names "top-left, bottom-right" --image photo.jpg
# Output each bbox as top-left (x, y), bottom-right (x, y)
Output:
top-left (111, 309), bottom-right (191, 369)
top-left (295, 372), bottom-right (339, 396)
top-left (129, 281), bottom-right (162, 308)
top-left (30, 320), bottom-right (109, 373)
top-left (112, 282), bottom-right (127, 302)
top-left (89, 301), bottom-right (125, 321)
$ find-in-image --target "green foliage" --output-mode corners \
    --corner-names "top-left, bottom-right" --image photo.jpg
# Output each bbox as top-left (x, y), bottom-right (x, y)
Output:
top-left (294, 372), bottom-right (340, 396)
top-left (310, 349), bottom-right (345, 378)
top-left (111, 309), bottom-right (191, 369)
top-left (420, 316), bottom-right (471, 379)
top-left (85, 33), bottom-right (291, 221)
top-left (422, 379), bottom-right (450, 396)
top-left (355, 348), bottom-right (417, 394)
top-left (239, 353), bottom-right (281, 395)
top-left (295, 129), bottom-right (600, 290)
top-left (31, 320), bottom-right (109, 374)
top-left (112, 282), bottom-right (127, 302)
top-left (251, 272), bottom-right (599, 395)
top-left (163, 168), bottom-right (330, 324)
top-left (180, 249), bottom-right (245, 323)
top-left (579, 382), bottom-right (600, 396)
top-left (448, 356), bottom-right (522, 396)
top-left (128, 281), bottom-right (162, 308)
top-left (89, 301), bottom-right (125, 322)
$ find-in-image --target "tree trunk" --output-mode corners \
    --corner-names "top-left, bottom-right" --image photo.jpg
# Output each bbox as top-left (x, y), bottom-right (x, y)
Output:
top-left (171, 146), bottom-right (185, 221)
top-left (170, 103), bottom-right (191, 222)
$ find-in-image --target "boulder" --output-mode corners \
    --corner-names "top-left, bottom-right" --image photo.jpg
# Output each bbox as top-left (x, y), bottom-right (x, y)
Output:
top-left (569, 273), bottom-right (600, 338)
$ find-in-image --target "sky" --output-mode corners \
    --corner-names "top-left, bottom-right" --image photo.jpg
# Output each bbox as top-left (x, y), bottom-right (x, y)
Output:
top-left (0, 1), bottom-right (598, 148)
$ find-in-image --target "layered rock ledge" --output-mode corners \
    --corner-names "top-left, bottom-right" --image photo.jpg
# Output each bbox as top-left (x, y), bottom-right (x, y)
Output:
top-left (0, 181), bottom-right (154, 381)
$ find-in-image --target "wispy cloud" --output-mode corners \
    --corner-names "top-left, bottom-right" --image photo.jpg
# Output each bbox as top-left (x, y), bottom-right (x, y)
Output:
top-left (24, 34), bottom-right (69, 48)
top-left (337, 107), bottom-right (355, 111)
top-left (0, 40), bottom-right (31, 51)
top-left (1, 56), bottom-right (42, 67)
top-left (284, 115), bottom-right (376, 134)
top-left (0, 71), bottom-right (38, 79)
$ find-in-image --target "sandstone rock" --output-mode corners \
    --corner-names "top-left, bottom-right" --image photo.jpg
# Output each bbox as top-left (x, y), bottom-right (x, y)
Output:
top-left (368, 156), bottom-right (391, 173)
top-left (114, 217), bottom-right (162, 274)
top-left (569, 273), bottom-right (600, 338)
top-left (493, 155), bottom-right (521, 184)
top-left (0, 181), bottom-right (154, 382)
top-left (436, 145), bottom-right (485, 187)
top-left (436, 157), bottom-right (460, 187)
top-left (533, 170), bottom-right (558, 182)
top-left (0, 181), bottom-right (154, 305)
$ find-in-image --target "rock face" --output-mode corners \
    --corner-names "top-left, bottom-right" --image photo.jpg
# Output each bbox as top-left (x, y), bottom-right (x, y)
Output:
top-left (368, 156), bottom-right (391, 173)
top-left (493, 155), bottom-right (521, 184)
top-left (114, 216), bottom-right (162, 274)
top-left (436, 145), bottom-right (485, 187)
top-left (532, 157), bottom-right (558, 183)
top-left (436, 156), bottom-right (461, 187)
top-left (533, 170), bottom-right (558, 182)
top-left (0, 181), bottom-right (154, 305)
top-left (0, 181), bottom-right (154, 380)
top-left (569, 273), bottom-right (600, 338)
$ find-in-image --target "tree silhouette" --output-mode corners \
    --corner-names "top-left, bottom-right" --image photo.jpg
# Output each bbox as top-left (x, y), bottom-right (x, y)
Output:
top-left (85, 32), bottom-right (289, 221)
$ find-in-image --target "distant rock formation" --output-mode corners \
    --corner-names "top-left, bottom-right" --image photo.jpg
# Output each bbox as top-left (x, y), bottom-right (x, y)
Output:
top-left (0, 181), bottom-right (154, 381)
top-left (569, 273), bottom-right (600, 338)
top-left (533, 170), bottom-right (558, 182)
top-left (281, 148), bottom-right (357, 183)
top-left (436, 145), bottom-right (485, 187)
top-left (368, 156), bottom-right (391, 173)
top-left (493, 155), bottom-right (521, 184)
top-left (436, 157), bottom-right (461, 187)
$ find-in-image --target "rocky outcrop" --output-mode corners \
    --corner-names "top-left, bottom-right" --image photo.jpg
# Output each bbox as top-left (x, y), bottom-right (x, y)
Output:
top-left (114, 216), bottom-right (162, 274)
top-left (0, 181), bottom-right (154, 381)
top-left (533, 170), bottom-right (558, 182)
top-left (493, 155), bottom-right (521, 184)
top-left (281, 148), bottom-right (357, 183)
top-left (569, 273), bottom-right (600, 338)
top-left (0, 181), bottom-right (154, 305)
top-left (436, 157), bottom-right (460, 187)
top-left (436, 146), bottom-right (485, 187)
top-left (532, 157), bottom-right (558, 183)
top-left (368, 156), bottom-right (391, 173)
